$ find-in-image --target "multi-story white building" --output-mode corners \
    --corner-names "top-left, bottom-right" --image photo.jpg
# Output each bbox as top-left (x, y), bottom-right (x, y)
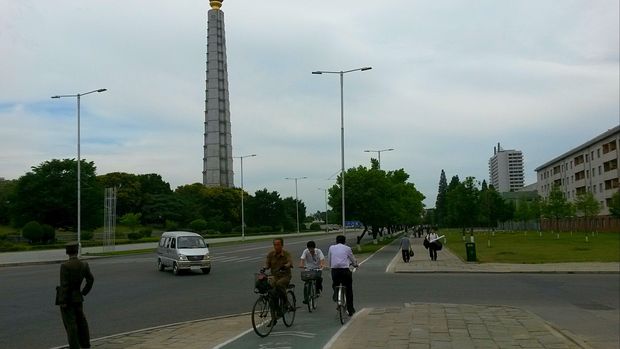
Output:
top-left (489, 143), bottom-right (524, 192)
top-left (535, 125), bottom-right (619, 215)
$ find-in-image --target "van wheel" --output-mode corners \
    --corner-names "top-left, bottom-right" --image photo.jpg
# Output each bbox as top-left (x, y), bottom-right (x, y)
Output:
top-left (173, 263), bottom-right (180, 275)
top-left (157, 259), bottom-right (165, 271)
top-left (201, 268), bottom-right (211, 274)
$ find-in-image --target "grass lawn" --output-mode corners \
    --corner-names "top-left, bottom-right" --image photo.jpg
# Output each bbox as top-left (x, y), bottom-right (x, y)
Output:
top-left (356, 234), bottom-right (400, 254)
top-left (441, 229), bottom-right (620, 263)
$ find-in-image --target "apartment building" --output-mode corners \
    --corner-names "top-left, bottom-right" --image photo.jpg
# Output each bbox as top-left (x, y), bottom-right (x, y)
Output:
top-left (535, 126), bottom-right (619, 215)
top-left (489, 143), bottom-right (524, 192)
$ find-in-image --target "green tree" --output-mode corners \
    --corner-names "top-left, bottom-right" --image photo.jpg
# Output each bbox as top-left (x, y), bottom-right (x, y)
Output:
top-left (609, 191), bottom-right (620, 218)
top-left (281, 197), bottom-right (303, 231)
top-left (175, 183), bottom-right (209, 224)
top-left (189, 219), bottom-right (208, 233)
top-left (22, 221), bottom-right (43, 244)
top-left (120, 213), bottom-right (142, 233)
top-left (41, 224), bottom-right (56, 243)
top-left (329, 161), bottom-right (424, 240)
top-left (12, 159), bottom-right (102, 229)
top-left (141, 193), bottom-right (184, 226)
top-left (444, 175), bottom-right (461, 227)
top-left (0, 179), bottom-right (16, 225)
top-left (574, 192), bottom-right (601, 232)
top-left (97, 172), bottom-right (142, 217)
top-left (514, 199), bottom-right (530, 230)
top-left (246, 189), bottom-right (284, 229)
top-left (541, 184), bottom-right (572, 231)
top-left (435, 169), bottom-right (448, 227)
top-left (446, 176), bottom-right (478, 231)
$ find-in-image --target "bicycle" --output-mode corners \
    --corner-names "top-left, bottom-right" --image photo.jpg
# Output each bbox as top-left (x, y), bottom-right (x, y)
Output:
top-left (300, 268), bottom-right (322, 312)
top-left (252, 270), bottom-right (297, 337)
top-left (334, 265), bottom-right (357, 324)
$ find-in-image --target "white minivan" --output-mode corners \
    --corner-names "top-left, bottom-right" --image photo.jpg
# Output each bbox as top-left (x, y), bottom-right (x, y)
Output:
top-left (157, 231), bottom-right (211, 275)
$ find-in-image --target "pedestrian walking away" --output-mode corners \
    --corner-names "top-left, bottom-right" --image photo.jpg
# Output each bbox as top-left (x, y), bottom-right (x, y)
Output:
top-left (327, 235), bottom-right (358, 316)
top-left (56, 242), bottom-right (94, 349)
top-left (399, 234), bottom-right (412, 263)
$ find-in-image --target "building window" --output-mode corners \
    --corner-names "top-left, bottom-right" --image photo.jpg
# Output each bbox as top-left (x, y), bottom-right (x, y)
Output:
top-left (593, 186), bottom-right (597, 193)
top-left (575, 171), bottom-right (585, 181)
top-left (574, 155), bottom-right (584, 165)
top-left (597, 148), bottom-right (600, 158)
top-left (602, 140), bottom-right (617, 154)
top-left (604, 178), bottom-right (619, 190)
top-left (603, 159), bottom-right (618, 172)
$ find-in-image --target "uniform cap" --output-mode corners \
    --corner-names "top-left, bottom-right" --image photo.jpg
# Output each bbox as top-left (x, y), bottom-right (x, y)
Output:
top-left (65, 241), bottom-right (79, 255)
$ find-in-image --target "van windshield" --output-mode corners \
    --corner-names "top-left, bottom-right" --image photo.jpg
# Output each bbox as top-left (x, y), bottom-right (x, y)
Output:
top-left (177, 236), bottom-right (206, 249)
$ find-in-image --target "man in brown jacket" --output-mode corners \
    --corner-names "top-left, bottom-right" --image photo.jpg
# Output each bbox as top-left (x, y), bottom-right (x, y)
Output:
top-left (57, 242), bottom-right (94, 349)
top-left (263, 237), bottom-right (293, 326)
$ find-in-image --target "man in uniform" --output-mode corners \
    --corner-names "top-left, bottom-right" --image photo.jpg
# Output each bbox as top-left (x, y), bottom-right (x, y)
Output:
top-left (263, 237), bottom-right (293, 326)
top-left (57, 242), bottom-right (94, 349)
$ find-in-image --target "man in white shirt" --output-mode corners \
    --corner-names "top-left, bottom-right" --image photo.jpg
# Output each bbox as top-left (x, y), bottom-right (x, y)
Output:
top-left (327, 235), bottom-right (358, 316)
top-left (299, 240), bottom-right (325, 304)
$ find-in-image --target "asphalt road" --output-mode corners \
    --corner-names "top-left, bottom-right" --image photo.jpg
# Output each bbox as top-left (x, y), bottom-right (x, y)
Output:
top-left (0, 233), bottom-right (618, 348)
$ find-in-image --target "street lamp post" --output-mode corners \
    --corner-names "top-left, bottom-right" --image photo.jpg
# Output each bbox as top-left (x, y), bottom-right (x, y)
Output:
top-left (318, 188), bottom-right (328, 233)
top-left (364, 148), bottom-right (394, 169)
top-left (285, 176), bottom-right (307, 234)
top-left (312, 67), bottom-right (371, 234)
top-left (51, 88), bottom-right (107, 256)
top-left (234, 154), bottom-right (256, 241)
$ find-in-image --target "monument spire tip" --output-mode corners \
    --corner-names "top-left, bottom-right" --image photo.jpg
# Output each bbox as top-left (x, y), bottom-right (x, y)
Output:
top-left (210, 0), bottom-right (223, 10)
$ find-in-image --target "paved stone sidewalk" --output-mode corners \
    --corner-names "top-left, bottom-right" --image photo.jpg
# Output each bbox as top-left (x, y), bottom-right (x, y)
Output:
top-left (328, 303), bottom-right (586, 349)
top-left (71, 314), bottom-right (252, 349)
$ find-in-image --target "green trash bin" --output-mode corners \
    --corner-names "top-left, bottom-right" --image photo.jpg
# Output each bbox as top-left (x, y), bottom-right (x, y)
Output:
top-left (465, 242), bottom-right (476, 262)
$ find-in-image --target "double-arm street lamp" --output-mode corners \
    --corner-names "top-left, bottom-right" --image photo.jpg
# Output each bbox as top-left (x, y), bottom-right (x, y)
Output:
top-left (51, 88), bottom-right (107, 256)
top-left (234, 154), bottom-right (256, 241)
top-left (285, 176), bottom-right (307, 234)
top-left (312, 67), bottom-right (372, 234)
top-left (364, 148), bottom-right (394, 169)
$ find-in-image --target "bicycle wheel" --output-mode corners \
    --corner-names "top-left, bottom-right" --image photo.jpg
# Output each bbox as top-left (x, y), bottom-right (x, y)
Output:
top-left (282, 290), bottom-right (296, 327)
top-left (305, 282), bottom-right (313, 313)
top-left (337, 287), bottom-right (346, 324)
top-left (310, 283), bottom-right (317, 311)
top-left (252, 296), bottom-right (274, 337)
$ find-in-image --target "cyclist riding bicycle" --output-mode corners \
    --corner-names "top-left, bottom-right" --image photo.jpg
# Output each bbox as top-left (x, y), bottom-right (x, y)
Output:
top-left (299, 240), bottom-right (325, 304)
top-left (262, 237), bottom-right (293, 325)
top-left (327, 235), bottom-right (358, 316)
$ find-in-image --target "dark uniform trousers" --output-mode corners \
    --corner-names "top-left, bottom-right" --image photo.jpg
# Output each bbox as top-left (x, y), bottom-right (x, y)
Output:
top-left (59, 257), bottom-right (94, 349)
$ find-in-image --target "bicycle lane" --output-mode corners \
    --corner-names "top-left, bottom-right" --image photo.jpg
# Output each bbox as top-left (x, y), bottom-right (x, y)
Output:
top-left (214, 246), bottom-right (387, 349)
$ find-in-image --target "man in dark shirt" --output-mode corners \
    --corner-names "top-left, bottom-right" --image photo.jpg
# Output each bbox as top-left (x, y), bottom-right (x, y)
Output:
top-left (57, 242), bottom-right (94, 349)
top-left (263, 237), bottom-right (293, 325)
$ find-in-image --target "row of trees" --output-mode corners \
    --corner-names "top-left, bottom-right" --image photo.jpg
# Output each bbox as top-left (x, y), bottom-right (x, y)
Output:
top-left (434, 169), bottom-right (620, 231)
top-left (0, 159), bottom-right (307, 234)
top-left (434, 170), bottom-right (512, 229)
top-left (0, 158), bottom-right (427, 238)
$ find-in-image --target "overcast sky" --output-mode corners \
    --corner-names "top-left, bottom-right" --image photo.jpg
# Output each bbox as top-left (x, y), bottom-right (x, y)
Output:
top-left (1, 0), bottom-right (618, 214)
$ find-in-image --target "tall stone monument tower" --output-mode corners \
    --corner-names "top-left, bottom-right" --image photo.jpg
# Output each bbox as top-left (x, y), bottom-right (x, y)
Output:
top-left (203, 0), bottom-right (234, 187)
